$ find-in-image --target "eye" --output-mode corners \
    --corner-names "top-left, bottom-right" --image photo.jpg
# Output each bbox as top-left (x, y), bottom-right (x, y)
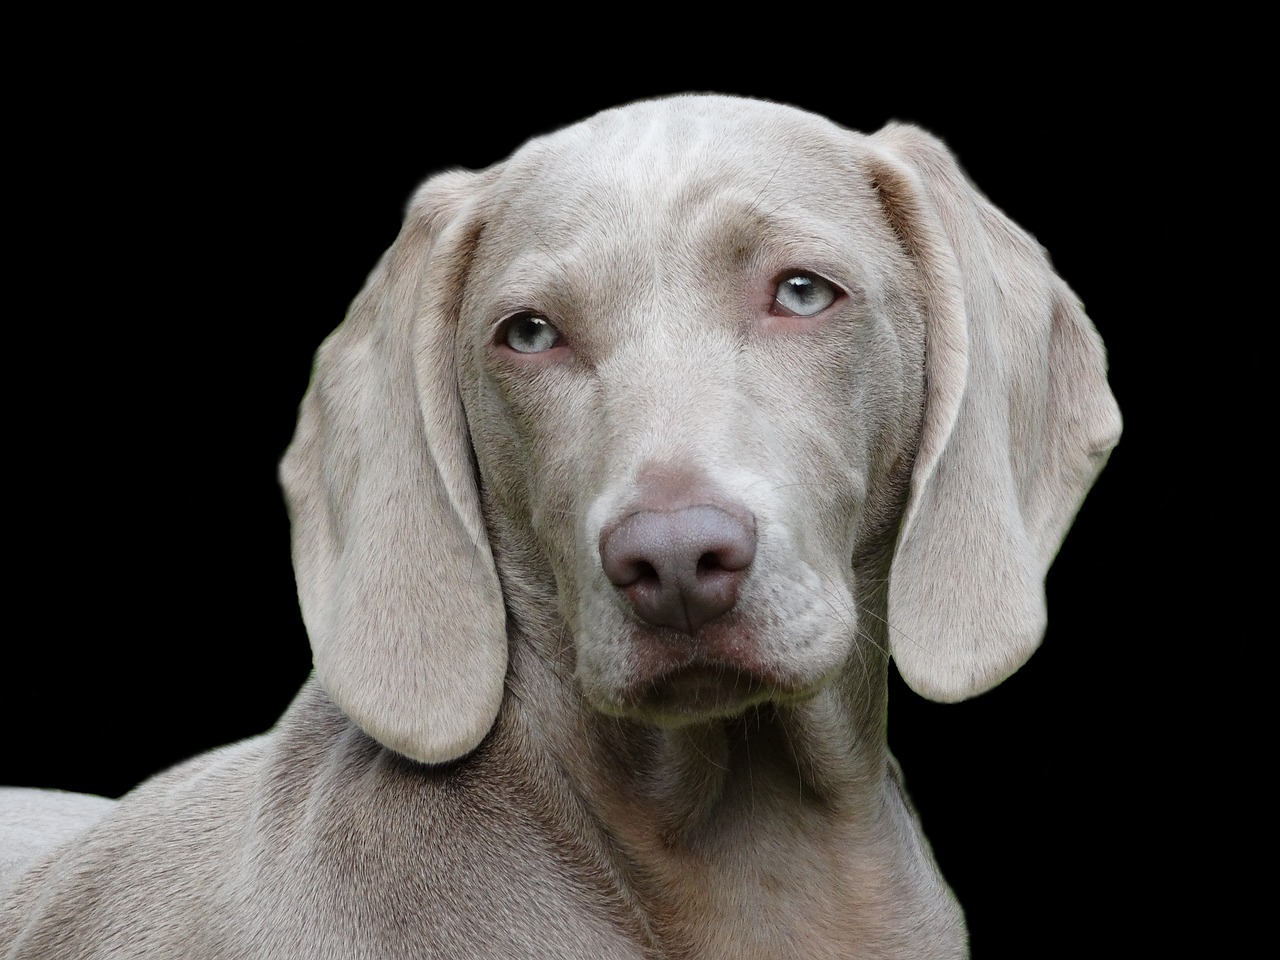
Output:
top-left (772, 273), bottom-right (839, 317)
top-left (501, 313), bottom-right (562, 354)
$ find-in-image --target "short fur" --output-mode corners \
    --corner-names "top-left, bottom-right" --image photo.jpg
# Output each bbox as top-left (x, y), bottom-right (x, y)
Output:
top-left (1, 95), bottom-right (1120, 959)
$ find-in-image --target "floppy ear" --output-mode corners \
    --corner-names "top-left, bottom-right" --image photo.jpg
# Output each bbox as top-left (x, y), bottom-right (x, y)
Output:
top-left (868, 123), bottom-right (1122, 702)
top-left (279, 170), bottom-right (506, 764)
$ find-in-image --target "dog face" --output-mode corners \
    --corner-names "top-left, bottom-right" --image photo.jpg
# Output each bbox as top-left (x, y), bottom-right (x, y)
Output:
top-left (454, 99), bottom-right (926, 725)
top-left (282, 95), bottom-right (1120, 764)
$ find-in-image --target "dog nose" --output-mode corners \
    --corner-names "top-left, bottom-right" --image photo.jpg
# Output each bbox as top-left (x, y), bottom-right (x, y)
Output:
top-left (599, 505), bottom-right (757, 634)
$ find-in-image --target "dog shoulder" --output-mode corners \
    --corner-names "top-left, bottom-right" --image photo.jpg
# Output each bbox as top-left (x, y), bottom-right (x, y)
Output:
top-left (2, 680), bottom-right (651, 959)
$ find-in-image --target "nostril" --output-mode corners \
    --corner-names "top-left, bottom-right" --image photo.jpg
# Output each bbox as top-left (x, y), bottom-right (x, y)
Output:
top-left (635, 560), bottom-right (659, 584)
top-left (696, 552), bottom-right (722, 575)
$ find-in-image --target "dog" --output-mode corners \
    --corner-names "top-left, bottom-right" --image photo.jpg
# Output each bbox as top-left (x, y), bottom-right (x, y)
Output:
top-left (1, 94), bottom-right (1121, 959)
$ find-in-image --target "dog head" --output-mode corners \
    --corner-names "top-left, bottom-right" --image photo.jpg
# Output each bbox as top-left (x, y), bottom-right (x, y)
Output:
top-left (280, 95), bottom-right (1121, 763)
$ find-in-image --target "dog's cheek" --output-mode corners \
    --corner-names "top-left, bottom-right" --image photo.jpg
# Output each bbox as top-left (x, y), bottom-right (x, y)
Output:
top-left (845, 305), bottom-right (925, 558)
top-left (739, 338), bottom-right (873, 564)
top-left (571, 587), bottom-right (644, 709)
top-left (468, 353), bottom-right (603, 618)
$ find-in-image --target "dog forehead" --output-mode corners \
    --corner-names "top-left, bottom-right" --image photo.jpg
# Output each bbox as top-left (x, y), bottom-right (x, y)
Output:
top-left (485, 95), bottom-right (866, 235)
top-left (462, 96), bottom-right (888, 313)
top-left (514, 95), bottom-right (845, 166)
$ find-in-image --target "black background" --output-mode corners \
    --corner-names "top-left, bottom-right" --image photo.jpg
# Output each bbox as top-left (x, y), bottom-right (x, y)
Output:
top-left (6, 59), bottom-right (1190, 957)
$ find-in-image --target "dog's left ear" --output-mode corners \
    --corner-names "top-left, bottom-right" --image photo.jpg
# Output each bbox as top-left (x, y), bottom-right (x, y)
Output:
top-left (867, 124), bottom-right (1123, 702)
top-left (280, 170), bottom-right (507, 764)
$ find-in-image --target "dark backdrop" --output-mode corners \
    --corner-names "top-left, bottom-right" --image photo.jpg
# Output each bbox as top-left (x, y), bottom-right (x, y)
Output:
top-left (7, 70), bottom-right (1177, 957)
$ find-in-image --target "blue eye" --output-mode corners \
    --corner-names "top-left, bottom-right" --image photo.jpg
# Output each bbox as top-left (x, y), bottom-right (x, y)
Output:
top-left (503, 314), bottom-right (562, 354)
top-left (773, 274), bottom-right (838, 317)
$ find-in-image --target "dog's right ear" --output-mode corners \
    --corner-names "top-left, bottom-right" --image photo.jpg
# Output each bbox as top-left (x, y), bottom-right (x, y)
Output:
top-left (279, 170), bottom-right (507, 765)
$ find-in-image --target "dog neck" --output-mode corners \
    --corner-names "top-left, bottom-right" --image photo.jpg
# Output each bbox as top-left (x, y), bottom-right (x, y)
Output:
top-left (500, 604), bottom-right (962, 958)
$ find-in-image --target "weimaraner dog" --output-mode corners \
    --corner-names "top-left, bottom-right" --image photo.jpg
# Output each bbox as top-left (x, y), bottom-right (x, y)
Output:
top-left (1, 95), bottom-right (1121, 958)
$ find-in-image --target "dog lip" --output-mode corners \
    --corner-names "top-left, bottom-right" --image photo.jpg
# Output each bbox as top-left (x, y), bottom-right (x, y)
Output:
top-left (611, 659), bottom-right (813, 723)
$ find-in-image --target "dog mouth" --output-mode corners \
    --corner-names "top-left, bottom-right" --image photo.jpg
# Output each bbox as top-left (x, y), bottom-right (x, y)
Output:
top-left (600, 660), bottom-right (816, 726)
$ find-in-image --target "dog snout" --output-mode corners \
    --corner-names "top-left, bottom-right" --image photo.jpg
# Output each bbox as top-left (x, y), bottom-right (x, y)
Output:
top-left (599, 505), bottom-right (757, 634)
